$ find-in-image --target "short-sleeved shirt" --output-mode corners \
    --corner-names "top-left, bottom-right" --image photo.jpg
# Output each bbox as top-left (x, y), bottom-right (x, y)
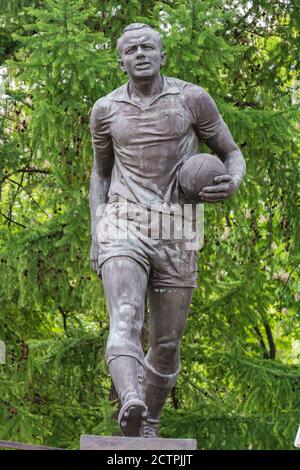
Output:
top-left (90, 76), bottom-right (225, 207)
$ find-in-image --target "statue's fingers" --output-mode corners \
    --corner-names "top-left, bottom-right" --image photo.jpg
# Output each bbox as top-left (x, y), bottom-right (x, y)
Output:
top-left (201, 184), bottom-right (229, 193)
top-left (214, 175), bottom-right (232, 183)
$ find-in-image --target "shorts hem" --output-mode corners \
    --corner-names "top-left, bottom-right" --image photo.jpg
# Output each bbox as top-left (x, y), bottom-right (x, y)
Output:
top-left (149, 280), bottom-right (197, 288)
top-left (98, 253), bottom-right (150, 279)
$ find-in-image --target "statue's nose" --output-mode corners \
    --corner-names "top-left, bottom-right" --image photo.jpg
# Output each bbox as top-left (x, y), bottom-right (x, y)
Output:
top-left (136, 46), bottom-right (145, 57)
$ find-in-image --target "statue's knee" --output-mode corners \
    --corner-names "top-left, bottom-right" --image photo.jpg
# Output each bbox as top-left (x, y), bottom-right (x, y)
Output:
top-left (153, 338), bottom-right (180, 364)
top-left (116, 303), bottom-right (142, 336)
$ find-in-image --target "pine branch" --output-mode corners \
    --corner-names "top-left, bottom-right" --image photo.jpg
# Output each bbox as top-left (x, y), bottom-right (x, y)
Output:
top-left (0, 211), bottom-right (27, 228)
top-left (7, 171), bottom-right (25, 227)
top-left (1, 167), bottom-right (51, 185)
top-left (254, 325), bottom-right (270, 359)
top-left (58, 306), bottom-right (68, 332)
top-left (264, 322), bottom-right (276, 360)
top-left (7, 178), bottom-right (49, 218)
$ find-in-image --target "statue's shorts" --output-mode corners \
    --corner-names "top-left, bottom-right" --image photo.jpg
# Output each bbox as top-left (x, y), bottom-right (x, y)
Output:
top-left (96, 199), bottom-right (199, 288)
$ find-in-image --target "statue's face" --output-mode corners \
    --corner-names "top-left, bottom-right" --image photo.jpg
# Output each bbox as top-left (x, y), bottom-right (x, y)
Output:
top-left (119, 29), bottom-right (165, 80)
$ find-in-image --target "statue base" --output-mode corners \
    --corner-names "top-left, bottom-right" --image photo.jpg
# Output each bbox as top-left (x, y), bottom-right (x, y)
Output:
top-left (80, 435), bottom-right (197, 450)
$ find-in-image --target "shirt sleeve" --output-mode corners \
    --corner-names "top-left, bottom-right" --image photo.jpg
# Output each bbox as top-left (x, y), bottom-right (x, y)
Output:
top-left (90, 97), bottom-right (114, 175)
top-left (186, 85), bottom-right (225, 141)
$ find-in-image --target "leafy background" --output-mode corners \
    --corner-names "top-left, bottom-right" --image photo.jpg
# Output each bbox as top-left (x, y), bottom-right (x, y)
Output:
top-left (0, 0), bottom-right (299, 449)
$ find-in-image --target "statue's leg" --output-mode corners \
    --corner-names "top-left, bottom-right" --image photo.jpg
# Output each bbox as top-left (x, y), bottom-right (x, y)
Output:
top-left (101, 256), bottom-right (148, 436)
top-left (141, 286), bottom-right (194, 438)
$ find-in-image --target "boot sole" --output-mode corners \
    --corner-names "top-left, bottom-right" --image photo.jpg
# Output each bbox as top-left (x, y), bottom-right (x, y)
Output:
top-left (118, 400), bottom-right (147, 437)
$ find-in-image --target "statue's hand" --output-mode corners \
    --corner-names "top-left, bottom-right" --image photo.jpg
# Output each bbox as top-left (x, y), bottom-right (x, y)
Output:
top-left (198, 175), bottom-right (239, 203)
top-left (90, 238), bottom-right (99, 273)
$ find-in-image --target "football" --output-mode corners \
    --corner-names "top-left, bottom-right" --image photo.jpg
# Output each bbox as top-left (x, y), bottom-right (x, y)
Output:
top-left (179, 153), bottom-right (226, 202)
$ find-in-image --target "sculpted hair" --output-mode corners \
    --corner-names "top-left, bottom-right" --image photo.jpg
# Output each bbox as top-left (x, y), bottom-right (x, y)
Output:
top-left (117, 23), bottom-right (163, 54)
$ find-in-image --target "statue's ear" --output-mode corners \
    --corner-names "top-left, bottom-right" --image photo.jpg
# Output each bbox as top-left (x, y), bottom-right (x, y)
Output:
top-left (119, 58), bottom-right (127, 73)
top-left (160, 51), bottom-right (166, 66)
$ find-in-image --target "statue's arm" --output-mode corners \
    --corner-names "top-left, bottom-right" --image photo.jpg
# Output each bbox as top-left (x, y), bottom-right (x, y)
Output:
top-left (204, 123), bottom-right (246, 190)
top-left (89, 98), bottom-right (114, 271)
top-left (190, 87), bottom-right (246, 202)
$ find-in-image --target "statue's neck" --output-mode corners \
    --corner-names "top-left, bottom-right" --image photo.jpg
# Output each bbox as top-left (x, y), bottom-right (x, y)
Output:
top-left (128, 74), bottom-right (163, 105)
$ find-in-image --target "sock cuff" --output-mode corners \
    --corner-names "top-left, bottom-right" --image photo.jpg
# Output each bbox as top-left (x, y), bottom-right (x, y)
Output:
top-left (144, 356), bottom-right (180, 389)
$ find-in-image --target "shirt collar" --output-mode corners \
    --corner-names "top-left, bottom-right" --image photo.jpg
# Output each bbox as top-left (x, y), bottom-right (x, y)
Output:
top-left (112, 76), bottom-right (180, 107)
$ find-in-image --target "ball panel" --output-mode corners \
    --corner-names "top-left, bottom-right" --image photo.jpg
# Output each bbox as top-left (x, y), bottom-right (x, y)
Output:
top-left (179, 153), bottom-right (226, 202)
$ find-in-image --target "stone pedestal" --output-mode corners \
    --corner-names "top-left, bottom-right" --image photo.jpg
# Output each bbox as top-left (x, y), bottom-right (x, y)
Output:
top-left (80, 435), bottom-right (197, 450)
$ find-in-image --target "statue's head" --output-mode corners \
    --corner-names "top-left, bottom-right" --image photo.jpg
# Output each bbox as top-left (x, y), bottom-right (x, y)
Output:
top-left (117, 23), bottom-right (166, 80)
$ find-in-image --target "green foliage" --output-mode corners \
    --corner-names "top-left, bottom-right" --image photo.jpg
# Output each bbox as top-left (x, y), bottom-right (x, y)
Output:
top-left (0, 0), bottom-right (299, 449)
